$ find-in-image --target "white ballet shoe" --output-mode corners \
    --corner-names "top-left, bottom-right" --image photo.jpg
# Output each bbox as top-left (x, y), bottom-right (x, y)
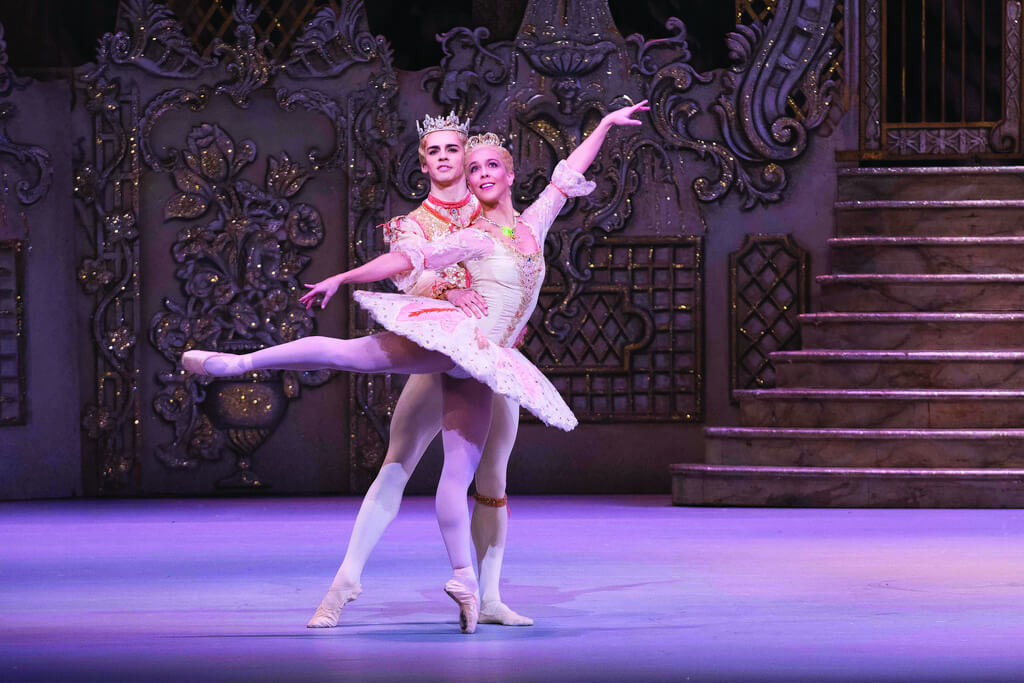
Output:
top-left (306, 584), bottom-right (362, 628)
top-left (444, 571), bottom-right (480, 634)
top-left (479, 601), bottom-right (534, 626)
top-left (181, 350), bottom-right (225, 376)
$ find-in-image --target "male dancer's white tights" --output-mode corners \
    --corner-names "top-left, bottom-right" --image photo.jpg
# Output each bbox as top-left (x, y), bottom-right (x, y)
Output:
top-left (199, 334), bottom-right (487, 569)
top-left (201, 334), bottom-right (530, 623)
top-left (327, 376), bottom-right (530, 624)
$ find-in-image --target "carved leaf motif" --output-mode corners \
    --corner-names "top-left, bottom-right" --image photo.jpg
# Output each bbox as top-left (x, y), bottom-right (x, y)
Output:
top-left (165, 193), bottom-right (208, 220)
top-left (266, 154), bottom-right (310, 198)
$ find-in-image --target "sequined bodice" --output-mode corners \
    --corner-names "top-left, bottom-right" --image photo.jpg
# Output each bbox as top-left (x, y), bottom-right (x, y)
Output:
top-left (466, 235), bottom-right (545, 347)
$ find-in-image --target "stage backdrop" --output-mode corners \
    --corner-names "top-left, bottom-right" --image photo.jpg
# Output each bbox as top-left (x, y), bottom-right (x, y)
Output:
top-left (0, 0), bottom-right (848, 498)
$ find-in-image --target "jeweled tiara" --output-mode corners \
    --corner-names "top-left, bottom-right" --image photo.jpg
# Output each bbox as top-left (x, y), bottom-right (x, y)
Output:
top-left (416, 112), bottom-right (471, 139)
top-left (464, 132), bottom-right (506, 154)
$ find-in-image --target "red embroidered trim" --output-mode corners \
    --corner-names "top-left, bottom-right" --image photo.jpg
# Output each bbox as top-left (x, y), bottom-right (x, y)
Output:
top-left (427, 193), bottom-right (472, 210)
top-left (407, 307), bottom-right (456, 317)
top-left (550, 182), bottom-right (568, 198)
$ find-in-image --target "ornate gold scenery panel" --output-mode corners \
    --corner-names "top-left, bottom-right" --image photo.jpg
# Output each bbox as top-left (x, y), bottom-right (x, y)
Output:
top-left (49, 0), bottom-right (841, 493)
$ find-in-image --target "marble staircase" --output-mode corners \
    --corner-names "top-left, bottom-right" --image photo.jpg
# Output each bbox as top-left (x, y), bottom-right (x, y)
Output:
top-left (672, 167), bottom-right (1024, 507)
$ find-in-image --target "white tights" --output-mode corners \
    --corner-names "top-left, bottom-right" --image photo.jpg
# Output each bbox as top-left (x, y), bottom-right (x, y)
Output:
top-left (201, 334), bottom-right (491, 573)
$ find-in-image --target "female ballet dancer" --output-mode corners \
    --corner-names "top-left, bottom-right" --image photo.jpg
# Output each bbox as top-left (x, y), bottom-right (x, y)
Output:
top-left (182, 100), bottom-right (649, 633)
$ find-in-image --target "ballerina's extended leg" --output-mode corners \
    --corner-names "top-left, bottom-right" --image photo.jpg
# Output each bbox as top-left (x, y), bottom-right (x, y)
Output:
top-left (183, 333), bottom-right (455, 376)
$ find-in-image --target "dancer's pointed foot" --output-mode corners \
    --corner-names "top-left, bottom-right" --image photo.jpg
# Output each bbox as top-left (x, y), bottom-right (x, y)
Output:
top-left (306, 584), bottom-right (362, 628)
top-left (444, 568), bottom-right (480, 634)
top-left (479, 601), bottom-right (534, 626)
top-left (182, 350), bottom-right (227, 376)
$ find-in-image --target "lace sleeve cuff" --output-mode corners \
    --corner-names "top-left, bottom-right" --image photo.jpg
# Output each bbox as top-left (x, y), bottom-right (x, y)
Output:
top-left (389, 241), bottom-right (427, 293)
top-left (551, 160), bottom-right (596, 198)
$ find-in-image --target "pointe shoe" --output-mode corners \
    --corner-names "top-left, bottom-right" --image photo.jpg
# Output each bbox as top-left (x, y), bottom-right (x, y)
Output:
top-left (306, 584), bottom-right (362, 628)
top-left (479, 601), bottom-right (534, 626)
top-left (444, 574), bottom-right (480, 634)
top-left (181, 350), bottom-right (224, 376)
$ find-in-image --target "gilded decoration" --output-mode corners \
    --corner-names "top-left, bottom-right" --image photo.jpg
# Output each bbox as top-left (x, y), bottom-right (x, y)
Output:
top-left (65, 0), bottom-right (842, 492)
top-left (73, 72), bottom-right (142, 490)
top-left (149, 123), bottom-right (331, 484)
top-left (728, 234), bottom-right (809, 400)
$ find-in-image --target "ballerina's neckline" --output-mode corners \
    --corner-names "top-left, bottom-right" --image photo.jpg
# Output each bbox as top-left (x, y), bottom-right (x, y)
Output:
top-left (476, 214), bottom-right (540, 256)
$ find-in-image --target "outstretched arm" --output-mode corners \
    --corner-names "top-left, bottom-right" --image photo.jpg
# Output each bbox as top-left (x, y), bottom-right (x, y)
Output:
top-left (300, 252), bottom-right (413, 310)
top-left (299, 229), bottom-right (495, 310)
top-left (565, 100), bottom-right (650, 175)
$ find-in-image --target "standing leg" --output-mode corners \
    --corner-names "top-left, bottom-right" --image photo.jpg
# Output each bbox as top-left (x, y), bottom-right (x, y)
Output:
top-left (436, 374), bottom-right (492, 633)
top-left (472, 394), bottom-right (533, 626)
top-left (307, 374), bottom-right (442, 628)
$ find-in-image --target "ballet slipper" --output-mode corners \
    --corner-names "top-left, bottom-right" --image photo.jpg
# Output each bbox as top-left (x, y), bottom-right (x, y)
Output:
top-left (181, 350), bottom-right (224, 376)
top-left (306, 583), bottom-right (362, 628)
top-left (444, 570), bottom-right (480, 634)
top-left (479, 601), bottom-right (533, 626)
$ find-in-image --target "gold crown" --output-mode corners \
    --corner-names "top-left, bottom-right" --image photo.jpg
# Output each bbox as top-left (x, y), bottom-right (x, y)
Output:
top-left (464, 132), bottom-right (506, 154)
top-left (416, 112), bottom-right (470, 139)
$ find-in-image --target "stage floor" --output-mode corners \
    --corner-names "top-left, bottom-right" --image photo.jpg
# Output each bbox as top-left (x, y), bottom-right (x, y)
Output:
top-left (2, 496), bottom-right (1023, 682)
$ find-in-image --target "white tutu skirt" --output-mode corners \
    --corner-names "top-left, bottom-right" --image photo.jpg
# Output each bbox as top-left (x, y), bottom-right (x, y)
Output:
top-left (353, 290), bottom-right (577, 431)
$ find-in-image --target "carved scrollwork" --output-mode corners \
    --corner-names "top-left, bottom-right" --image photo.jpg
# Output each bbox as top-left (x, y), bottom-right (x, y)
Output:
top-left (631, 1), bottom-right (840, 209)
top-left (139, 85), bottom-right (214, 171)
top-left (284, 2), bottom-right (384, 79)
top-left (212, 1), bottom-right (284, 108)
top-left (93, 0), bottom-right (216, 79)
top-left (150, 123), bottom-right (330, 473)
top-left (0, 104), bottom-right (54, 206)
top-left (275, 88), bottom-right (346, 170)
top-left (0, 26), bottom-right (53, 207)
top-left (423, 27), bottom-right (511, 121)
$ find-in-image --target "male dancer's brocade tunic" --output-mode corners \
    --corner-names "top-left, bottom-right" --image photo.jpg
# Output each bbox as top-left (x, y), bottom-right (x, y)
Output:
top-left (355, 161), bottom-right (592, 431)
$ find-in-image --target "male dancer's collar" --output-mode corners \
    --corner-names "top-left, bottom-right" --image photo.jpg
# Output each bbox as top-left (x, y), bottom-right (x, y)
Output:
top-left (422, 192), bottom-right (480, 228)
top-left (426, 192), bottom-right (472, 210)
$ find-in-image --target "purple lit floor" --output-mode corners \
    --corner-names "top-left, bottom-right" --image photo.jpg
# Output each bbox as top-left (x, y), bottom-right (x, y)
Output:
top-left (2, 497), bottom-right (1024, 682)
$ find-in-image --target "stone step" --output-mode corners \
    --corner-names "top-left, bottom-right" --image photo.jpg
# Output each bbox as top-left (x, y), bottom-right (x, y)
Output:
top-left (671, 461), bottom-right (1024, 507)
top-left (828, 236), bottom-right (1024, 274)
top-left (800, 312), bottom-right (1024, 350)
top-left (837, 166), bottom-right (1024, 202)
top-left (736, 388), bottom-right (1024, 429)
top-left (835, 200), bottom-right (1024, 237)
top-left (818, 273), bottom-right (1024, 312)
top-left (772, 350), bottom-right (1024, 389)
top-left (705, 427), bottom-right (1024, 469)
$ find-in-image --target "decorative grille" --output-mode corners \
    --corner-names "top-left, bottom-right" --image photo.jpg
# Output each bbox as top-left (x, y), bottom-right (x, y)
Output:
top-left (0, 240), bottom-right (25, 425)
top-left (729, 234), bottom-right (809, 401)
top-left (165, 0), bottom-right (341, 59)
top-left (524, 236), bottom-right (704, 422)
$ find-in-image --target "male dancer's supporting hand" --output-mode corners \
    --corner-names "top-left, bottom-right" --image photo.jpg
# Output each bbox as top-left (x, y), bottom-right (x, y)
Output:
top-left (446, 288), bottom-right (489, 318)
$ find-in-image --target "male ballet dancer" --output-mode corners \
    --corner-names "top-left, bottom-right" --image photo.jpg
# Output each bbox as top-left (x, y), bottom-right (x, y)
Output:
top-left (308, 112), bottom-right (531, 628)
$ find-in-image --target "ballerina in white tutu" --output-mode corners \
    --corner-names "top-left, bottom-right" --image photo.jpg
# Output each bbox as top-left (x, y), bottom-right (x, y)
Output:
top-left (182, 99), bottom-right (649, 633)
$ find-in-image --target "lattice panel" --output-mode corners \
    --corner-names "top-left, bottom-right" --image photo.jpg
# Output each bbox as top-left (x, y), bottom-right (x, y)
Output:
top-left (729, 234), bottom-right (809, 400)
top-left (522, 236), bottom-right (704, 422)
top-left (0, 240), bottom-right (26, 425)
top-left (165, 0), bottom-right (340, 58)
